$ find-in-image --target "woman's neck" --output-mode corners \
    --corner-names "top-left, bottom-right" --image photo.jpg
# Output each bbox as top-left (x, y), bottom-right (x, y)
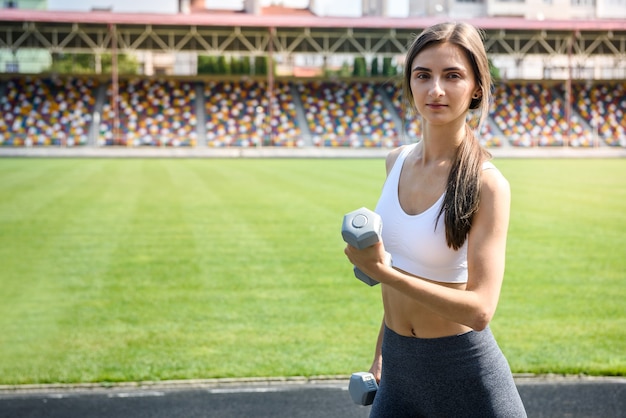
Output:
top-left (419, 123), bottom-right (466, 165)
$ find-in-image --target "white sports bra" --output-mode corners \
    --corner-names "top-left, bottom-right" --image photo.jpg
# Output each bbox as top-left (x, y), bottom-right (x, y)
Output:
top-left (374, 143), bottom-right (496, 284)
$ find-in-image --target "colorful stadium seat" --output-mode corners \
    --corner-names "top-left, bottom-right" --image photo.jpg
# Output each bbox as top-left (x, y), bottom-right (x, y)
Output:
top-left (1, 76), bottom-right (97, 146)
top-left (99, 78), bottom-right (197, 146)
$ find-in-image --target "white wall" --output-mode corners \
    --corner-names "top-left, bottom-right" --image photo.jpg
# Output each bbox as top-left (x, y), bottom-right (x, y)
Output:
top-left (47, 0), bottom-right (178, 13)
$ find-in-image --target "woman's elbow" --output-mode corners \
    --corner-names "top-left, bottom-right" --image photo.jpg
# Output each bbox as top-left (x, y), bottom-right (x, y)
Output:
top-left (468, 307), bottom-right (495, 331)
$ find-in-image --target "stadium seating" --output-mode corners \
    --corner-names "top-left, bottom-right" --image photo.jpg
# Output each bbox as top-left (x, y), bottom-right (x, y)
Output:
top-left (1, 75), bottom-right (625, 149)
top-left (204, 80), bottom-right (301, 147)
top-left (204, 80), bottom-right (267, 147)
top-left (99, 78), bottom-right (197, 146)
top-left (466, 112), bottom-right (503, 148)
top-left (381, 81), bottom-right (421, 142)
top-left (270, 81), bottom-right (302, 147)
top-left (569, 82), bottom-right (626, 147)
top-left (491, 82), bottom-right (592, 147)
top-left (0, 76), bottom-right (97, 146)
top-left (297, 80), bottom-right (401, 147)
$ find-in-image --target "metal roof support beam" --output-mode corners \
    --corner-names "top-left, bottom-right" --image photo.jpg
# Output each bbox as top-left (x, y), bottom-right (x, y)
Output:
top-left (279, 29), bottom-right (324, 55)
top-left (147, 28), bottom-right (170, 51)
top-left (76, 26), bottom-right (100, 50)
top-left (123, 27), bottom-right (148, 50)
top-left (0, 19), bottom-right (624, 70)
top-left (370, 30), bottom-right (407, 55)
top-left (233, 27), bottom-right (258, 54)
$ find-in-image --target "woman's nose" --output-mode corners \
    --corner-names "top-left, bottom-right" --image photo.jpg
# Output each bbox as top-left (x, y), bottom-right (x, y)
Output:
top-left (429, 79), bottom-right (444, 97)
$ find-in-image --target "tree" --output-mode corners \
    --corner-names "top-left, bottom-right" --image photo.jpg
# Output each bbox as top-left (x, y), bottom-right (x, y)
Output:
top-left (48, 53), bottom-right (93, 73)
top-left (46, 53), bottom-right (138, 75)
top-left (382, 57), bottom-right (397, 77)
top-left (216, 56), bottom-right (230, 75)
top-left (198, 55), bottom-right (217, 74)
top-left (241, 56), bottom-right (251, 75)
top-left (100, 53), bottom-right (139, 75)
top-left (231, 56), bottom-right (242, 75)
top-left (371, 57), bottom-right (380, 76)
top-left (353, 56), bottom-right (367, 77)
top-left (254, 56), bottom-right (268, 75)
top-left (489, 58), bottom-right (501, 81)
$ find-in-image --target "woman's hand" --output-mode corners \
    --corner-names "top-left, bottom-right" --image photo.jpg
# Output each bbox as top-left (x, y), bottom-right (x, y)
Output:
top-left (369, 357), bottom-right (382, 384)
top-left (344, 241), bottom-right (389, 283)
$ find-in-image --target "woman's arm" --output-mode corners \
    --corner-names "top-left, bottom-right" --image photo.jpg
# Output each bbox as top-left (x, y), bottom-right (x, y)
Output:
top-left (345, 168), bottom-right (511, 331)
top-left (362, 147), bottom-right (404, 383)
top-left (368, 318), bottom-right (384, 383)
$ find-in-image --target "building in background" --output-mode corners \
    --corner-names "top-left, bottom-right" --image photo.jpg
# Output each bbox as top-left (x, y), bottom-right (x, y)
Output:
top-left (362, 0), bottom-right (389, 16)
top-left (0, 0), bottom-right (50, 72)
top-left (1, 0), bottom-right (625, 76)
top-left (6, 0), bottom-right (626, 20)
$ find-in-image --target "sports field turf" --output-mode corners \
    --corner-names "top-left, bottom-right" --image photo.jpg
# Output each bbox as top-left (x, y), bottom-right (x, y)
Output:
top-left (0, 157), bottom-right (624, 385)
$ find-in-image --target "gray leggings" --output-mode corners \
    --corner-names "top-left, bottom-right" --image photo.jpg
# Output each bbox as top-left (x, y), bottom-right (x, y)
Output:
top-left (370, 325), bottom-right (527, 418)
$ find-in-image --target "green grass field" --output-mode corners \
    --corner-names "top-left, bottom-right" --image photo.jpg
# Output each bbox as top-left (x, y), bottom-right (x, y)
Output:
top-left (0, 157), bottom-right (624, 385)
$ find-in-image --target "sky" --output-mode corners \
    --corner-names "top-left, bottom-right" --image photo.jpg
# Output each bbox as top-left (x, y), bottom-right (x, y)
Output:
top-left (48, 0), bottom-right (409, 17)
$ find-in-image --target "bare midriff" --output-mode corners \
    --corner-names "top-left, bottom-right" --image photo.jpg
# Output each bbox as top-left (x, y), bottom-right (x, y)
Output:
top-left (382, 267), bottom-right (472, 339)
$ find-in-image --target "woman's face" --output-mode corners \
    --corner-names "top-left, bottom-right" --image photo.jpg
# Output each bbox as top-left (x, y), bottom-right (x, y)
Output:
top-left (409, 42), bottom-right (479, 127)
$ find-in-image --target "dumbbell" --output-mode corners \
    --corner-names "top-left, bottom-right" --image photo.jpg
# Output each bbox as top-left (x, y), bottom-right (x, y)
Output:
top-left (349, 372), bottom-right (378, 406)
top-left (341, 207), bottom-right (391, 286)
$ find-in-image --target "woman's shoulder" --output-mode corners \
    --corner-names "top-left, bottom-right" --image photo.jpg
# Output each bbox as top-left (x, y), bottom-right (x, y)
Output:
top-left (482, 160), bottom-right (496, 170)
top-left (386, 145), bottom-right (405, 163)
top-left (480, 159), bottom-right (510, 200)
top-left (385, 143), bottom-right (416, 174)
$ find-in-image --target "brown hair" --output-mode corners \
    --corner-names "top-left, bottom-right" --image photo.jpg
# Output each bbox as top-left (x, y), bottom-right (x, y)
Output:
top-left (402, 22), bottom-right (493, 250)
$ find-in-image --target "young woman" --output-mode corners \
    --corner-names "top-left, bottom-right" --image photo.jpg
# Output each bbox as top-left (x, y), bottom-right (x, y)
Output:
top-left (344, 22), bottom-right (527, 417)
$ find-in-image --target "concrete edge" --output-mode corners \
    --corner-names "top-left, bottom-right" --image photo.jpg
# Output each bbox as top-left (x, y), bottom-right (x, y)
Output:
top-left (0, 146), bottom-right (625, 159)
top-left (0, 376), bottom-right (347, 395)
top-left (1, 374), bottom-right (625, 395)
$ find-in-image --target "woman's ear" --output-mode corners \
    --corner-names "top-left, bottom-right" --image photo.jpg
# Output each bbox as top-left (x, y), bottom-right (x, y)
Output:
top-left (469, 90), bottom-right (482, 109)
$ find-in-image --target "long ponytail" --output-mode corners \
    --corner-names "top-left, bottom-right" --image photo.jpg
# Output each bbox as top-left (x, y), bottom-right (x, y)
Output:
top-left (437, 127), bottom-right (491, 250)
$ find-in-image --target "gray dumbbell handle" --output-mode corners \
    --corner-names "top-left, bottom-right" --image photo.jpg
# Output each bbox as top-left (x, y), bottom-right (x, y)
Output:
top-left (342, 207), bottom-right (391, 286)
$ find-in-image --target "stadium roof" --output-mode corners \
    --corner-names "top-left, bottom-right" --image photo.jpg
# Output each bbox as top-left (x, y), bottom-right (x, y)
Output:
top-left (1, 8), bottom-right (625, 58)
top-left (1, 8), bottom-right (625, 31)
